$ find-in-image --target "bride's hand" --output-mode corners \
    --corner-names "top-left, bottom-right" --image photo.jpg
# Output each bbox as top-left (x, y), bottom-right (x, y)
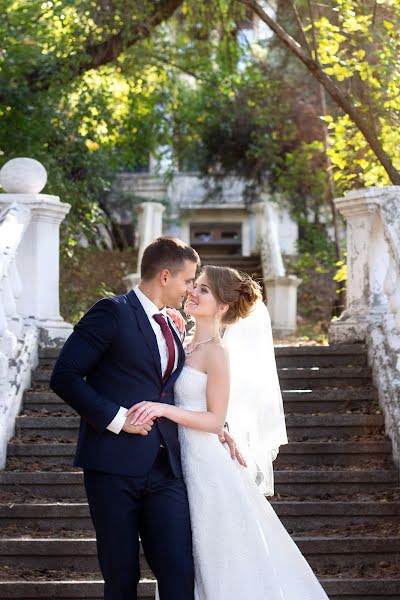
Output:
top-left (127, 401), bottom-right (167, 426)
top-left (219, 428), bottom-right (247, 467)
top-left (166, 308), bottom-right (186, 333)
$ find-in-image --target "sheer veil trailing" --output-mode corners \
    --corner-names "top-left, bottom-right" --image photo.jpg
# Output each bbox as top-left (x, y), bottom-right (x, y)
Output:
top-left (223, 300), bottom-right (288, 496)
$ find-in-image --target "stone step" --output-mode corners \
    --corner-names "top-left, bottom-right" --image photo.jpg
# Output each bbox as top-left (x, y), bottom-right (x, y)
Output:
top-left (273, 500), bottom-right (400, 531)
top-left (0, 503), bottom-right (92, 530)
top-left (7, 440), bottom-right (393, 469)
top-left (13, 414), bottom-right (385, 442)
top-left (0, 580), bottom-right (154, 600)
top-left (322, 580), bottom-right (400, 600)
top-left (286, 414), bottom-right (384, 441)
top-left (278, 367), bottom-right (372, 389)
top-left (1, 501), bottom-right (399, 533)
top-left (38, 344), bottom-right (367, 356)
top-left (0, 539), bottom-right (152, 575)
top-left (275, 345), bottom-right (367, 356)
top-left (282, 391), bottom-right (377, 414)
top-left (23, 392), bottom-right (73, 413)
top-left (0, 536), bottom-right (399, 570)
top-left (0, 578), bottom-right (399, 600)
top-left (274, 469), bottom-right (398, 496)
top-left (274, 345), bottom-right (368, 368)
top-left (38, 344), bottom-right (369, 370)
top-left (7, 444), bottom-right (75, 464)
top-left (23, 388), bottom-right (379, 415)
top-left (276, 441), bottom-right (392, 467)
top-left (200, 255), bottom-right (262, 272)
top-left (0, 470), bottom-right (397, 500)
top-left (32, 366), bottom-right (373, 389)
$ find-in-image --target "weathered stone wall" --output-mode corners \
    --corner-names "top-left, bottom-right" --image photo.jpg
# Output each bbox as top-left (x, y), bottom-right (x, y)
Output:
top-left (329, 186), bottom-right (400, 468)
top-left (110, 172), bottom-right (299, 256)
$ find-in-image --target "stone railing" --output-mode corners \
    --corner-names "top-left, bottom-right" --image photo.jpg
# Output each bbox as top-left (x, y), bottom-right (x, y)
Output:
top-left (329, 186), bottom-right (400, 467)
top-left (0, 203), bottom-right (33, 400)
top-left (0, 158), bottom-right (71, 468)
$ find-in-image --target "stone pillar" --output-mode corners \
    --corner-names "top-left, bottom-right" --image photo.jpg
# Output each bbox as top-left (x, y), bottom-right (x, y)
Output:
top-left (136, 201), bottom-right (165, 266)
top-left (252, 195), bottom-right (301, 334)
top-left (179, 218), bottom-right (191, 245)
top-left (0, 158), bottom-right (72, 346)
top-left (241, 218), bottom-right (251, 257)
top-left (329, 188), bottom-right (383, 343)
top-left (252, 199), bottom-right (285, 277)
top-left (265, 276), bottom-right (302, 336)
top-left (124, 201), bottom-right (165, 290)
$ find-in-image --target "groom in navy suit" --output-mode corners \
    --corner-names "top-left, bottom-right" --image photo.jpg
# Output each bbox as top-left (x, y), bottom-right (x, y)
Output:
top-left (50, 237), bottom-right (201, 600)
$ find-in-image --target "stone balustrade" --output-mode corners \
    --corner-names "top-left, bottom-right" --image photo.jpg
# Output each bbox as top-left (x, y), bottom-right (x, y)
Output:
top-left (329, 186), bottom-right (400, 467)
top-left (0, 158), bottom-right (71, 468)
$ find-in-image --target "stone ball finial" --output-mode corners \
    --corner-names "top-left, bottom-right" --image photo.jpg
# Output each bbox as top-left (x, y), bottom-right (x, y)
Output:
top-left (0, 157), bottom-right (48, 194)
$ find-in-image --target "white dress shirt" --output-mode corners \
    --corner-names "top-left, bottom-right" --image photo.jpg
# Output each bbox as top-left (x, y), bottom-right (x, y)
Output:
top-left (106, 286), bottom-right (179, 434)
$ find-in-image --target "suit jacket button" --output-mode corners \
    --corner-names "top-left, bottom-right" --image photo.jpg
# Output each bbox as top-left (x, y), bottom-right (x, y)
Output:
top-left (161, 392), bottom-right (166, 397)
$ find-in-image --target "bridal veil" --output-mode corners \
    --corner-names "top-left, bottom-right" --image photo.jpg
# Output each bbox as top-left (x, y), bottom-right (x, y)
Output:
top-left (223, 300), bottom-right (288, 495)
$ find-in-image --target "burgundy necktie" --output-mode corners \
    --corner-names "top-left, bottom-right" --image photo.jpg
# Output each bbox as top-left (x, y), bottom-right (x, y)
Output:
top-left (153, 313), bottom-right (176, 383)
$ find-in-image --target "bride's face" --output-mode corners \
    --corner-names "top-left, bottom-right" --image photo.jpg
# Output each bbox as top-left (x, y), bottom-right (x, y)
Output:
top-left (184, 273), bottom-right (219, 319)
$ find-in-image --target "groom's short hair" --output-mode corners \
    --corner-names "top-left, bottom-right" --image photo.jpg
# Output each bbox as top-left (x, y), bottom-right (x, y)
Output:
top-left (141, 237), bottom-right (200, 281)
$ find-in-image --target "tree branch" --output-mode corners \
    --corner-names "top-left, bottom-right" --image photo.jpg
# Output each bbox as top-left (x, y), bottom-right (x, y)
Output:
top-left (238, 0), bottom-right (400, 184)
top-left (287, 0), bottom-right (312, 56)
top-left (306, 0), bottom-right (319, 61)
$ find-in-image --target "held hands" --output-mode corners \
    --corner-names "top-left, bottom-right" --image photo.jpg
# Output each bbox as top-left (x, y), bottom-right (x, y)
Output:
top-left (122, 413), bottom-right (154, 435)
top-left (127, 401), bottom-right (167, 426)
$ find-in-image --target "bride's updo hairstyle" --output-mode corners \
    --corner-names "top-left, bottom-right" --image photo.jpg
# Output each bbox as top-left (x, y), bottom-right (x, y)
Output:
top-left (204, 265), bottom-right (262, 325)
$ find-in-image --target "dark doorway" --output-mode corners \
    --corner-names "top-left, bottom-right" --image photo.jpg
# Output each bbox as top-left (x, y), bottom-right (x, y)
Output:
top-left (190, 223), bottom-right (242, 256)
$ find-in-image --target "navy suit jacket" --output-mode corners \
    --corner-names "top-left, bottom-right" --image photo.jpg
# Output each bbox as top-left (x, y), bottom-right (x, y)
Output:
top-left (50, 290), bottom-right (185, 477)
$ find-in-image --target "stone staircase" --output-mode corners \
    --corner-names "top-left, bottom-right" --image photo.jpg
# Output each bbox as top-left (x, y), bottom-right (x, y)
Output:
top-left (200, 254), bottom-right (262, 279)
top-left (1, 344), bottom-right (399, 599)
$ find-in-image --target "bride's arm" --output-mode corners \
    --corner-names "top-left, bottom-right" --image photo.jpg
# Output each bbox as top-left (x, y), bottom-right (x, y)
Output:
top-left (127, 346), bottom-right (230, 434)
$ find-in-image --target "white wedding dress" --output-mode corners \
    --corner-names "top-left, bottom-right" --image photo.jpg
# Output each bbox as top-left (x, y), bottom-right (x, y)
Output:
top-left (172, 364), bottom-right (330, 600)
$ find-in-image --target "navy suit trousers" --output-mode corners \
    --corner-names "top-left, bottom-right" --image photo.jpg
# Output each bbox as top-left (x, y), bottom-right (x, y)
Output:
top-left (84, 448), bottom-right (195, 600)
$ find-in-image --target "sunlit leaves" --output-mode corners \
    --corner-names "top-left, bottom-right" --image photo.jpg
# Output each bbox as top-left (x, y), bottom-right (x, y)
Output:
top-left (297, 0), bottom-right (400, 190)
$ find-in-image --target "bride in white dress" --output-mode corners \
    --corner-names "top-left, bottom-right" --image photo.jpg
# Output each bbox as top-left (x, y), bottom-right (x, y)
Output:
top-left (129, 265), bottom-right (330, 600)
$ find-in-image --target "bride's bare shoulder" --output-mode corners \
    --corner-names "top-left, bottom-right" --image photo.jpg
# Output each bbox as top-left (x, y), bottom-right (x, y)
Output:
top-left (205, 343), bottom-right (229, 373)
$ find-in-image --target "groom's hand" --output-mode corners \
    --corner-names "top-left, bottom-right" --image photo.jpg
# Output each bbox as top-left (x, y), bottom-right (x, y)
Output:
top-left (219, 428), bottom-right (247, 467)
top-left (122, 414), bottom-right (154, 436)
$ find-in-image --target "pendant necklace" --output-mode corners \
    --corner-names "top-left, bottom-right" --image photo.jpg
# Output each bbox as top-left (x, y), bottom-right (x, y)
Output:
top-left (184, 336), bottom-right (215, 356)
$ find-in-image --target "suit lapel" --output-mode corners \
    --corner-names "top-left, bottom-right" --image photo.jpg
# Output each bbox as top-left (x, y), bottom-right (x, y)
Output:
top-left (127, 290), bottom-right (162, 382)
top-left (168, 317), bottom-right (185, 366)
top-left (165, 318), bottom-right (185, 390)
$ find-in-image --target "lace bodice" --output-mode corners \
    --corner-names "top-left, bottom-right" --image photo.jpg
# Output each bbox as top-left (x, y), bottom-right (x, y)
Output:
top-left (174, 366), bottom-right (207, 411)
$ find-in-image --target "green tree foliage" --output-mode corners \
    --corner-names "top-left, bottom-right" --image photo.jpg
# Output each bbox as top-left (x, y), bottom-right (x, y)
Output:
top-left (0, 0), bottom-right (183, 247)
top-left (1, 0), bottom-right (398, 258)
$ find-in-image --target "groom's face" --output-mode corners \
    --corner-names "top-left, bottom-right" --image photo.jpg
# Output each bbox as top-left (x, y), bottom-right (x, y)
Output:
top-left (163, 260), bottom-right (198, 309)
